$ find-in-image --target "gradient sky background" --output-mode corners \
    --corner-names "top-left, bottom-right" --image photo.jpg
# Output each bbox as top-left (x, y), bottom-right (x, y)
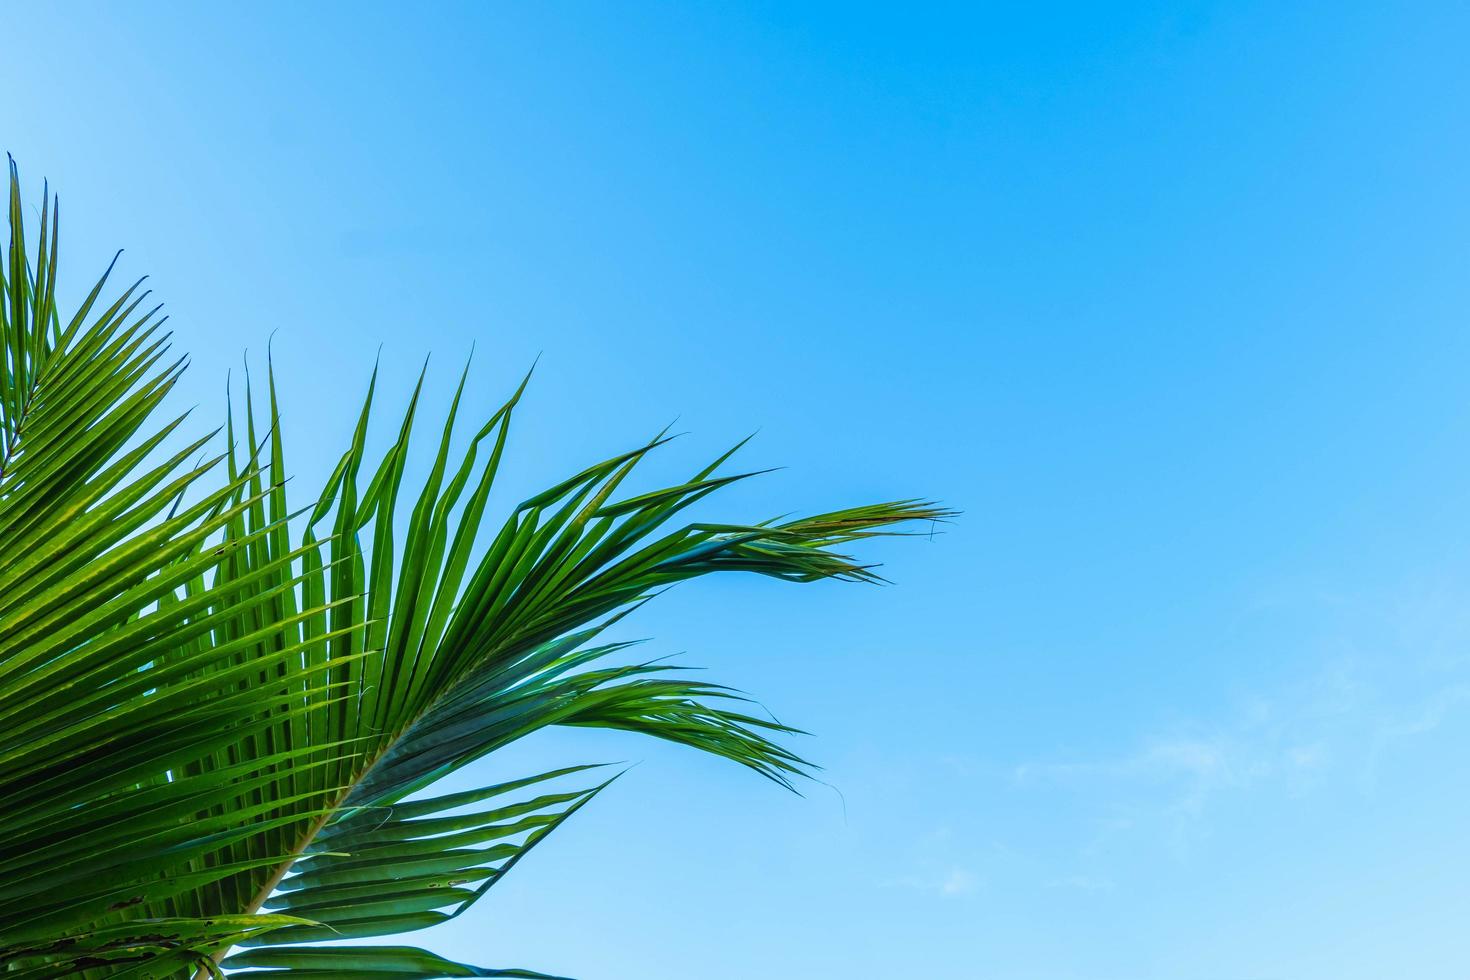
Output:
top-left (6, 3), bottom-right (1470, 978)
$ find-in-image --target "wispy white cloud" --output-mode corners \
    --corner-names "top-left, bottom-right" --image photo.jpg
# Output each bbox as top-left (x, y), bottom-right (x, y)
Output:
top-left (885, 864), bottom-right (979, 898)
top-left (1363, 681), bottom-right (1470, 786)
top-left (880, 825), bottom-right (983, 899)
top-left (939, 866), bottom-right (979, 896)
top-left (1011, 586), bottom-right (1470, 864)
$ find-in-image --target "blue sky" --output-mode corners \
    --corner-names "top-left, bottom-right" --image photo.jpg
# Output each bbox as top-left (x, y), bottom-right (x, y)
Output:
top-left (6, 2), bottom-right (1470, 977)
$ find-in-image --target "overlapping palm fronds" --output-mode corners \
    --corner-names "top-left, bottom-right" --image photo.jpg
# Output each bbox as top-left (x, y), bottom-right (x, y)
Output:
top-left (0, 160), bottom-right (949, 979)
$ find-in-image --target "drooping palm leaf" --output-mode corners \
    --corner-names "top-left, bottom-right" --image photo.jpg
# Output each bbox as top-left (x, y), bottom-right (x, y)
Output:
top-left (0, 160), bottom-right (950, 978)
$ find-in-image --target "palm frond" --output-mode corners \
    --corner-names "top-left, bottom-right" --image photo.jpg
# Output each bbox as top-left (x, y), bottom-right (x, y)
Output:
top-left (0, 159), bottom-right (952, 979)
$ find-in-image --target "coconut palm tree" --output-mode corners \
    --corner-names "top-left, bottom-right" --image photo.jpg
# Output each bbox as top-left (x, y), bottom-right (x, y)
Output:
top-left (0, 159), bottom-right (947, 979)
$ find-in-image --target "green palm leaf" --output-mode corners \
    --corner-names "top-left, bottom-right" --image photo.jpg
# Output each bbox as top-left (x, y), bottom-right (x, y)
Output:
top-left (0, 159), bottom-right (951, 978)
